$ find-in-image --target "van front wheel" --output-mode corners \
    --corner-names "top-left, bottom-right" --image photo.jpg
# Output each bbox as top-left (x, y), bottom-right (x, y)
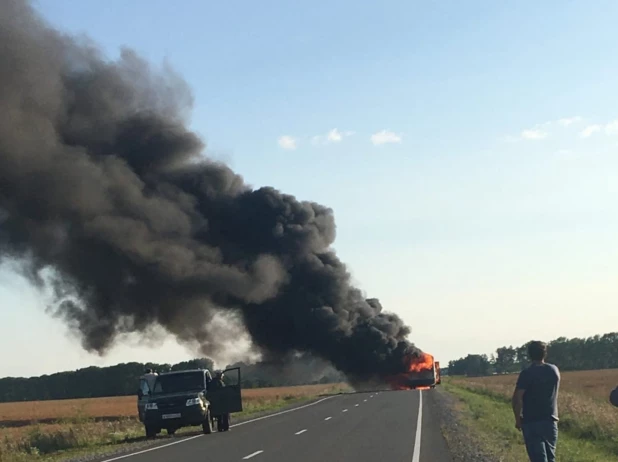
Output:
top-left (145, 425), bottom-right (158, 439)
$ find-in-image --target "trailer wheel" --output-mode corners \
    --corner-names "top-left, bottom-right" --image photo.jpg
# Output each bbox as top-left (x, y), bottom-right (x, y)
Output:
top-left (166, 427), bottom-right (177, 436)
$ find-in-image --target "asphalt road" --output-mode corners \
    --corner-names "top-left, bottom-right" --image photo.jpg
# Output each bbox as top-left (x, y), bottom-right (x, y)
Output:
top-left (97, 390), bottom-right (453, 462)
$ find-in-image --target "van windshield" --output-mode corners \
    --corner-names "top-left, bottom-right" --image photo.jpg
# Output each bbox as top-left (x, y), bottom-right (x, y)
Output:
top-left (152, 372), bottom-right (205, 394)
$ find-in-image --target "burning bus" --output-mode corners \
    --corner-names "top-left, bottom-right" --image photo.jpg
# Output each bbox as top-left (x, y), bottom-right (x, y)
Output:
top-left (387, 352), bottom-right (440, 390)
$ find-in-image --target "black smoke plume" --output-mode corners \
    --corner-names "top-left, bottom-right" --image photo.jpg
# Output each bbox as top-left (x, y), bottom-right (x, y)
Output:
top-left (0, 0), bottom-right (420, 383)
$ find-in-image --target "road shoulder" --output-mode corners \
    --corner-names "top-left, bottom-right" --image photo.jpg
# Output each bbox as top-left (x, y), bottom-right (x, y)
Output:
top-left (429, 387), bottom-right (495, 462)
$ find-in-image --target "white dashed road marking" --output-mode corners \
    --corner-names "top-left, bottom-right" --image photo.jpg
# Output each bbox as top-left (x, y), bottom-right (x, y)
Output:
top-left (295, 429), bottom-right (307, 435)
top-left (243, 450), bottom-right (264, 460)
top-left (355, 404), bottom-right (359, 407)
top-left (99, 396), bottom-right (336, 462)
top-left (342, 409), bottom-right (348, 412)
top-left (324, 417), bottom-right (332, 421)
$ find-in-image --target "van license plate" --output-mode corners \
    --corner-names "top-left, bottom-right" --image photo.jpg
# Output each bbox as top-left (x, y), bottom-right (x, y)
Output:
top-left (162, 413), bottom-right (181, 420)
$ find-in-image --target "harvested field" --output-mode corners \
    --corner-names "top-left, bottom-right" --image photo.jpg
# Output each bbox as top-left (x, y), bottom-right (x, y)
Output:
top-left (0, 383), bottom-right (347, 426)
top-left (452, 368), bottom-right (618, 402)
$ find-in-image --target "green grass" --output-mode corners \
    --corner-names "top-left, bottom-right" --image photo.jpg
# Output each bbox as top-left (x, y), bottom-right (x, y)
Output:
top-left (444, 380), bottom-right (618, 462)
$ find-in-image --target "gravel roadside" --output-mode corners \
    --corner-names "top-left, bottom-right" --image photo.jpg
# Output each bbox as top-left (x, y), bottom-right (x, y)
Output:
top-left (428, 387), bottom-right (496, 462)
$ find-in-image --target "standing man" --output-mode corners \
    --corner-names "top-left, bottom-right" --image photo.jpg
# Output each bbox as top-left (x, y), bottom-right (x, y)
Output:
top-left (512, 341), bottom-right (560, 462)
top-left (211, 371), bottom-right (226, 390)
top-left (210, 371), bottom-right (230, 432)
top-left (143, 368), bottom-right (158, 394)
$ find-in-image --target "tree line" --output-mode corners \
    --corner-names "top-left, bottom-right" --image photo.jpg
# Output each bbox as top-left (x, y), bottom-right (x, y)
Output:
top-left (447, 332), bottom-right (618, 377)
top-left (0, 355), bottom-right (345, 403)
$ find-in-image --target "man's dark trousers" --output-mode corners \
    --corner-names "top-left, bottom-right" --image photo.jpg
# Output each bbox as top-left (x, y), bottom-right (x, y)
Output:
top-left (522, 420), bottom-right (558, 462)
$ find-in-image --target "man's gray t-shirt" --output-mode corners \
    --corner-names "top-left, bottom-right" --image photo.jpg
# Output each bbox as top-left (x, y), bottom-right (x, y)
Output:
top-left (515, 363), bottom-right (560, 423)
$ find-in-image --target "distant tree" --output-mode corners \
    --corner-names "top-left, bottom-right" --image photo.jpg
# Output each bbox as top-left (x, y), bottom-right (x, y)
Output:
top-left (447, 332), bottom-right (618, 377)
top-left (171, 358), bottom-right (214, 372)
top-left (0, 353), bottom-right (345, 402)
top-left (495, 346), bottom-right (517, 373)
top-left (447, 354), bottom-right (492, 376)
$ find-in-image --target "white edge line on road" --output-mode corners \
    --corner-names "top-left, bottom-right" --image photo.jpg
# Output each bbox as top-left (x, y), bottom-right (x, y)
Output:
top-left (324, 417), bottom-right (332, 421)
top-left (295, 429), bottom-right (307, 435)
top-left (412, 390), bottom-right (423, 462)
top-left (98, 435), bottom-right (203, 462)
top-left (99, 396), bottom-right (336, 462)
top-left (243, 450), bottom-right (264, 459)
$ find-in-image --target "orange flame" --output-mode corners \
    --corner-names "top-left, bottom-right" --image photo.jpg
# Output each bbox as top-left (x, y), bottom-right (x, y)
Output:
top-left (405, 352), bottom-right (434, 373)
top-left (386, 352), bottom-right (436, 391)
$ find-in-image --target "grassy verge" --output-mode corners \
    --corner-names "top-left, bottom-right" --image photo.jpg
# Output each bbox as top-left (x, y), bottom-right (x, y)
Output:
top-left (443, 380), bottom-right (618, 462)
top-left (0, 384), bottom-right (350, 462)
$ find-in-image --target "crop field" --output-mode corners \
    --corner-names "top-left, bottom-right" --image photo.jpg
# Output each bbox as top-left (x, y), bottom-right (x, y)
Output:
top-left (0, 383), bottom-right (346, 426)
top-left (0, 383), bottom-right (350, 461)
top-left (452, 368), bottom-right (618, 402)
top-left (446, 368), bottom-right (618, 461)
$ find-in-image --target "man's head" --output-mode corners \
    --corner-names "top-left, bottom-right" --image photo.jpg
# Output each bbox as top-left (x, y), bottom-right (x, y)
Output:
top-left (610, 387), bottom-right (618, 407)
top-left (527, 341), bottom-right (547, 362)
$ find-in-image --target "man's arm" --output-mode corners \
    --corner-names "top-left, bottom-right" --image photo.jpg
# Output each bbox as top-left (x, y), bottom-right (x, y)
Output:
top-left (512, 371), bottom-right (527, 430)
top-left (512, 388), bottom-right (525, 429)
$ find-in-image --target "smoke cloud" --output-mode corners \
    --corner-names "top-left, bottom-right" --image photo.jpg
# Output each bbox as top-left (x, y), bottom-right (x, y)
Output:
top-left (0, 0), bottom-right (420, 382)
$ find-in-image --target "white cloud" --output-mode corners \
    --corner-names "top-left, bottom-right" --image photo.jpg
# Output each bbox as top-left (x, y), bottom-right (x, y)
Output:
top-left (521, 128), bottom-right (548, 140)
top-left (327, 128), bottom-right (343, 143)
top-left (278, 135), bottom-right (297, 150)
top-left (577, 119), bottom-right (618, 138)
top-left (370, 129), bottom-right (402, 146)
top-left (557, 116), bottom-right (583, 127)
top-left (580, 125), bottom-right (601, 138)
top-left (311, 128), bottom-right (354, 145)
top-left (509, 116), bottom-right (583, 142)
top-left (604, 120), bottom-right (618, 135)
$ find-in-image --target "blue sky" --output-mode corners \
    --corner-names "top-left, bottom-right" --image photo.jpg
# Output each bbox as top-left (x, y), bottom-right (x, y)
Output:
top-left (2, 0), bottom-right (618, 377)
